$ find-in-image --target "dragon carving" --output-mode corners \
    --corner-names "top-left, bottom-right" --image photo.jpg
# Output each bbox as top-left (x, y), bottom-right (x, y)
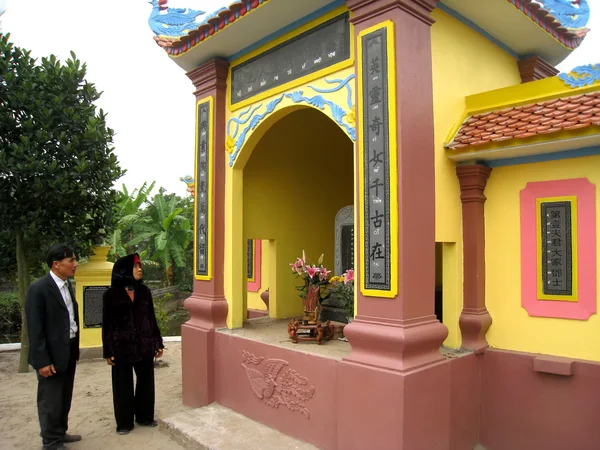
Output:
top-left (241, 350), bottom-right (315, 419)
top-left (537, 0), bottom-right (590, 30)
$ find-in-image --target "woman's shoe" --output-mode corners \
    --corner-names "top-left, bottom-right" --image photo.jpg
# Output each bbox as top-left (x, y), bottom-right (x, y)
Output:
top-left (116, 428), bottom-right (132, 435)
top-left (136, 420), bottom-right (158, 427)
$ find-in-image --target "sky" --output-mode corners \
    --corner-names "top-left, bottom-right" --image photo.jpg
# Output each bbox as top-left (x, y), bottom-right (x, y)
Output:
top-left (1, 0), bottom-right (598, 196)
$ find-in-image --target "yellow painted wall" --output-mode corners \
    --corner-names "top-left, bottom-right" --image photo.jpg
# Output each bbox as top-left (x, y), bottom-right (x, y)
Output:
top-left (247, 240), bottom-right (269, 311)
top-left (74, 246), bottom-right (113, 348)
top-left (243, 108), bottom-right (354, 318)
top-left (485, 155), bottom-right (600, 362)
top-left (431, 9), bottom-right (522, 347)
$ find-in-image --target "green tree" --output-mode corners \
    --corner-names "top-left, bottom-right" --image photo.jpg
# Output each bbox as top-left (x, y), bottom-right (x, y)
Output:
top-left (0, 35), bottom-right (124, 372)
top-left (128, 189), bottom-right (192, 286)
top-left (107, 181), bottom-right (156, 261)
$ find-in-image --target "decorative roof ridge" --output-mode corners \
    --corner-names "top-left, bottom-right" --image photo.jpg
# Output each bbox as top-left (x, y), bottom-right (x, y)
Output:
top-left (149, 0), bottom-right (271, 57)
top-left (506, 0), bottom-right (590, 50)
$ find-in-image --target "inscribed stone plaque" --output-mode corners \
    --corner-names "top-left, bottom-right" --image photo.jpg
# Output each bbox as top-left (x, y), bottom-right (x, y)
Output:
top-left (247, 239), bottom-right (254, 280)
top-left (231, 13), bottom-right (350, 105)
top-left (541, 201), bottom-right (572, 296)
top-left (335, 205), bottom-right (354, 276)
top-left (196, 101), bottom-right (210, 277)
top-left (83, 286), bottom-right (108, 328)
top-left (361, 27), bottom-right (391, 291)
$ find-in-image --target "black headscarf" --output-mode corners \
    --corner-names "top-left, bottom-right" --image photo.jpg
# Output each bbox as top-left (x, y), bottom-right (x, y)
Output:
top-left (111, 253), bottom-right (143, 291)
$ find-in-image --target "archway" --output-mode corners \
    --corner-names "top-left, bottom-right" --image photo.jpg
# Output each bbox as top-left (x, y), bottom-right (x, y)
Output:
top-left (225, 106), bottom-right (354, 327)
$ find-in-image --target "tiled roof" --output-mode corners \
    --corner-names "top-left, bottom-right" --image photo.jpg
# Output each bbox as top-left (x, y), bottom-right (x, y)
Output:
top-left (156, 0), bottom-right (589, 57)
top-left (154, 0), bottom-right (271, 56)
top-left (509, 0), bottom-right (589, 50)
top-left (446, 91), bottom-right (600, 150)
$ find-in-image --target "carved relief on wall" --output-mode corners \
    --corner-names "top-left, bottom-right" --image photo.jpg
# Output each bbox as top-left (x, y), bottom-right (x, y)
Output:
top-left (241, 350), bottom-right (315, 419)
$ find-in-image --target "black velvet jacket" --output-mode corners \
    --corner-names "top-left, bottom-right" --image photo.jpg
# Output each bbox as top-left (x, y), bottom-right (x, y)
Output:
top-left (102, 254), bottom-right (163, 363)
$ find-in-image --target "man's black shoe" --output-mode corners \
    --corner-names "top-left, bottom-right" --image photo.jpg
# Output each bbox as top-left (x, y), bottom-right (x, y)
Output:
top-left (63, 434), bottom-right (82, 443)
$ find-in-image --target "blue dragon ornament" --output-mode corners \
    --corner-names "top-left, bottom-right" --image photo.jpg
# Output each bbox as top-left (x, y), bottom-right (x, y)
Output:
top-left (538, 0), bottom-right (590, 29)
top-left (148, 0), bottom-right (205, 39)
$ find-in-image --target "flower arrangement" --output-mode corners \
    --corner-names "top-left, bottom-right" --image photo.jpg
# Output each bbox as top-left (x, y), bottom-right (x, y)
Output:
top-left (290, 251), bottom-right (331, 323)
top-left (328, 269), bottom-right (354, 319)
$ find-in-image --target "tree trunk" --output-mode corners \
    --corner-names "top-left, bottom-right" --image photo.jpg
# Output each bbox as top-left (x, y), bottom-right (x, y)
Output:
top-left (16, 229), bottom-right (31, 373)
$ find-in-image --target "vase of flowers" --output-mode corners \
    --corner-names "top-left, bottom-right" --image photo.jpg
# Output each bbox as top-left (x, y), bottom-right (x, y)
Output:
top-left (290, 251), bottom-right (331, 324)
top-left (328, 269), bottom-right (354, 323)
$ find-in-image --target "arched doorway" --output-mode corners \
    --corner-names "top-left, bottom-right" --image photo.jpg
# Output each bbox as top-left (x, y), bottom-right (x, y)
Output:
top-left (226, 106), bottom-right (354, 326)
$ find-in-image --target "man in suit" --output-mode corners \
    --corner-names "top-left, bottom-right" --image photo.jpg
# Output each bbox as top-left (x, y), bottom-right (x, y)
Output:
top-left (26, 244), bottom-right (83, 450)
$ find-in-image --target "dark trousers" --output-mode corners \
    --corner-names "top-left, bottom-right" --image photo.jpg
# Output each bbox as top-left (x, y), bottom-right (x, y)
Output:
top-left (111, 357), bottom-right (155, 431)
top-left (37, 339), bottom-right (77, 450)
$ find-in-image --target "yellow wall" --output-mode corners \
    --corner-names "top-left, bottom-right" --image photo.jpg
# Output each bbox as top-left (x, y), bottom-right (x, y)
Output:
top-left (74, 246), bottom-right (113, 348)
top-left (222, 8), bottom-right (523, 332)
top-left (485, 155), bottom-right (600, 362)
top-left (243, 108), bottom-right (354, 318)
top-left (247, 240), bottom-right (269, 311)
top-left (431, 9), bottom-right (522, 347)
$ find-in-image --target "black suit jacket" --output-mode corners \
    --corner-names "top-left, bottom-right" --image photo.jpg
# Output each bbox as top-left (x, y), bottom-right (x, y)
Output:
top-left (25, 273), bottom-right (80, 372)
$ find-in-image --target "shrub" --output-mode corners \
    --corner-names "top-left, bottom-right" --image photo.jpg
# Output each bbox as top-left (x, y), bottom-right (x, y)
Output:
top-left (0, 291), bottom-right (21, 337)
top-left (153, 292), bottom-right (170, 335)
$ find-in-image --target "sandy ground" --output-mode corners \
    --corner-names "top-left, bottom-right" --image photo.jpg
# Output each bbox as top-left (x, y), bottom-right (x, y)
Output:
top-left (0, 343), bottom-right (188, 450)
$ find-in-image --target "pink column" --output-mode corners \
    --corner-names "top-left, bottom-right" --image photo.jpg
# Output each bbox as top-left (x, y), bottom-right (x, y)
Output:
top-left (343, 0), bottom-right (447, 375)
top-left (457, 164), bottom-right (493, 352)
top-left (181, 59), bottom-right (229, 407)
top-left (338, 1), bottom-right (451, 448)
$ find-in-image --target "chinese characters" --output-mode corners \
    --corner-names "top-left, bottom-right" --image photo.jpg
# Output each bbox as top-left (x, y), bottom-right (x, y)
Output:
top-left (196, 102), bottom-right (211, 277)
top-left (541, 202), bottom-right (572, 296)
top-left (361, 28), bottom-right (391, 291)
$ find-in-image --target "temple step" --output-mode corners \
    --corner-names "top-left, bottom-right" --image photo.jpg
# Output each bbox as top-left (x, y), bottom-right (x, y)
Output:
top-left (160, 403), bottom-right (319, 450)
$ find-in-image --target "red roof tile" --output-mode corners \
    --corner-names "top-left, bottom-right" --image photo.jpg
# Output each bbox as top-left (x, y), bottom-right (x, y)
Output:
top-left (446, 92), bottom-right (600, 150)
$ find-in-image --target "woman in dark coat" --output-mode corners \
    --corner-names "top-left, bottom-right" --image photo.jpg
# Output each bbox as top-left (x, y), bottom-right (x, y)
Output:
top-left (102, 253), bottom-right (164, 435)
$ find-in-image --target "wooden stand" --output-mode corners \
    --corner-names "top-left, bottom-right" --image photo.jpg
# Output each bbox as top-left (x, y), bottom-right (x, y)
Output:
top-left (288, 319), bottom-right (334, 345)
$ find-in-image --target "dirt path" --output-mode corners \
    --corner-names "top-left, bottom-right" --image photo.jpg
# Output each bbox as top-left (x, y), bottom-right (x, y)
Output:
top-left (0, 343), bottom-right (188, 449)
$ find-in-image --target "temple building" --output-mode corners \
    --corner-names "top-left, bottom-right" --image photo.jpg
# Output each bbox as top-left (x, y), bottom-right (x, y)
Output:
top-left (151, 1), bottom-right (598, 449)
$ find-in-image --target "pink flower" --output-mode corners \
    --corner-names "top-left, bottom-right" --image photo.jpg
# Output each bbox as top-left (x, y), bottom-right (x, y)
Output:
top-left (306, 265), bottom-right (319, 278)
top-left (319, 267), bottom-right (331, 281)
top-left (344, 269), bottom-right (354, 284)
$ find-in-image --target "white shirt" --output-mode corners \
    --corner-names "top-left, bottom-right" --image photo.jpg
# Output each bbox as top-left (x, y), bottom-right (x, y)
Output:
top-left (50, 271), bottom-right (78, 339)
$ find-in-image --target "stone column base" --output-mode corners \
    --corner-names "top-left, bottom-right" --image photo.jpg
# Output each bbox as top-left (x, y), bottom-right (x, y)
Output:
top-left (459, 309), bottom-right (493, 353)
top-left (337, 358), bottom-right (451, 449)
top-left (182, 324), bottom-right (217, 408)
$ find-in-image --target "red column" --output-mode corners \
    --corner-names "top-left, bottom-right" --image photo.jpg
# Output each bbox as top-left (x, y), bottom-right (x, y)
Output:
top-left (456, 164), bottom-right (493, 352)
top-left (344, 0), bottom-right (447, 373)
top-left (338, 2), bottom-right (452, 449)
top-left (181, 58), bottom-right (229, 407)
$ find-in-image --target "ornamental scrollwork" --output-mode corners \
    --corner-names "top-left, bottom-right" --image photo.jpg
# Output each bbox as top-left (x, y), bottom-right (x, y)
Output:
top-left (559, 63), bottom-right (600, 89)
top-left (227, 74), bottom-right (356, 166)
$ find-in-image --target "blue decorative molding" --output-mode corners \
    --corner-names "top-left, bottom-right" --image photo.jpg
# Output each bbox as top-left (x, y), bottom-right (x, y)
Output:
top-left (485, 145), bottom-right (600, 168)
top-left (538, 0), bottom-right (590, 30)
top-left (559, 63), bottom-right (600, 88)
top-left (226, 75), bottom-right (356, 167)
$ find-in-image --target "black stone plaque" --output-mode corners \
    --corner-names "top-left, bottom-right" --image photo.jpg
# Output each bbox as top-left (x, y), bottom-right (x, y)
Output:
top-left (362, 27), bottom-right (391, 291)
top-left (196, 101), bottom-right (210, 277)
top-left (83, 286), bottom-right (108, 328)
top-left (247, 239), bottom-right (254, 280)
top-left (340, 225), bottom-right (354, 275)
top-left (541, 201), bottom-right (573, 296)
top-left (231, 13), bottom-right (350, 105)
